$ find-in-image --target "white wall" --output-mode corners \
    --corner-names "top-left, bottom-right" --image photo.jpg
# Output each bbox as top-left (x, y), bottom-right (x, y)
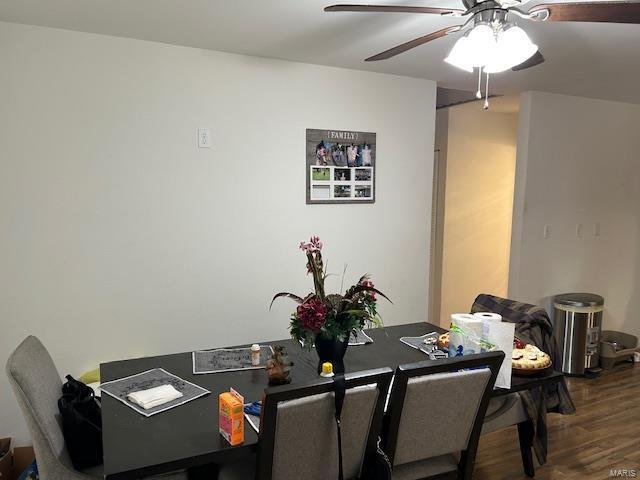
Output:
top-left (0, 22), bottom-right (436, 445)
top-left (510, 91), bottom-right (640, 338)
top-left (435, 103), bottom-right (517, 326)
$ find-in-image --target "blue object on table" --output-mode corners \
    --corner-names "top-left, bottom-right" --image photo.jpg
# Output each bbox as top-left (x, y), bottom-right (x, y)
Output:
top-left (244, 401), bottom-right (262, 416)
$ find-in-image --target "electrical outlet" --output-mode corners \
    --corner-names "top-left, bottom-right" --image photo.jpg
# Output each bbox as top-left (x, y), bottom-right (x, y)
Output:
top-left (543, 224), bottom-right (551, 239)
top-left (576, 223), bottom-right (584, 238)
top-left (594, 222), bottom-right (601, 237)
top-left (198, 128), bottom-right (211, 148)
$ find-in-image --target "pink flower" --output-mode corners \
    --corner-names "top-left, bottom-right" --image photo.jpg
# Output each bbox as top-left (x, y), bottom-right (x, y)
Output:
top-left (299, 236), bottom-right (323, 254)
top-left (296, 299), bottom-right (327, 332)
top-left (360, 278), bottom-right (377, 300)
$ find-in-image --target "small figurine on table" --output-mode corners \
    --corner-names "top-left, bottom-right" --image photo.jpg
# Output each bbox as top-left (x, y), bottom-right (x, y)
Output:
top-left (266, 345), bottom-right (293, 385)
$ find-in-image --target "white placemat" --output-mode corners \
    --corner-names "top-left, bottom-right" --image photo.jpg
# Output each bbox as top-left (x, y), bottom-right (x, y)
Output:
top-left (192, 346), bottom-right (274, 374)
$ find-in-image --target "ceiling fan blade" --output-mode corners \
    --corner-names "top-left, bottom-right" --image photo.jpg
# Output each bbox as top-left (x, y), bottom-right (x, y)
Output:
top-left (528, 1), bottom-right (640, 23)
top-left (325, 4), bottom-right (465, 15)
top-left (511, 51), bottom-right (545, 71)
top-left (365, 26), bottom-right (461, 61)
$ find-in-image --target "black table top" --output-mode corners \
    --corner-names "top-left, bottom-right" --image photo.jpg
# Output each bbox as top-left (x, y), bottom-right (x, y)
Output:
top-left (100, 321), bottom-right (564, 479)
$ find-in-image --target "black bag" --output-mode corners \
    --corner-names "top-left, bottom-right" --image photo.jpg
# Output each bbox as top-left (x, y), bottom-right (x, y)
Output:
top-left (58, 375), bottom-right (103, 469)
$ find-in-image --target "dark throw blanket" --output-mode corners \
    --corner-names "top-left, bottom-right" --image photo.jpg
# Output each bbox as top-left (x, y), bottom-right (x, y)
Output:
top-left (471, 294), bottom-right (576, 465)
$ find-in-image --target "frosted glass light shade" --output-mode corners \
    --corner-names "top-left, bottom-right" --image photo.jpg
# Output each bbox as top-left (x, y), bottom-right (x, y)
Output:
top-left (485, 25), bottom-right (538, 73)
top-left (466, 24), bottom-right (497, 67)
top-left (443, 24), bottom-right (537, 74)
top-left (444, 36), bottom-right (474, 72)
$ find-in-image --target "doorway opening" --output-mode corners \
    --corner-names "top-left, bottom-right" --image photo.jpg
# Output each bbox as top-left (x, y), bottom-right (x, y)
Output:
top-left (430, 89), bottom-right (520, 327)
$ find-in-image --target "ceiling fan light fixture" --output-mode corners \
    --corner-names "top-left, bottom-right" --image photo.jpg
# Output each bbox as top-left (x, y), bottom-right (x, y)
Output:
top-left (444, 36), bottom-right (474, 72)
top-left (483, 58), bottom-right (513, 74)
top-left (466, 24), bottom-right (497, 67)
top-left (499, 25), bottom-right (538, 65)
top-left (453, 23), bottom-right (539, 74)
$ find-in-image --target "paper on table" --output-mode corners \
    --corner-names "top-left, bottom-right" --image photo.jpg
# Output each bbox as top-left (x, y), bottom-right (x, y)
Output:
top-left (349, 329), bottom-right (374, 345)
top-left (192, 346), bottom-right (274, 374)
top-left (244, 412), bottom-right (260, 433)
top-left (100, 368), bottom-right (210, 417)
top-left (399, 332), bottom-right (439, 350)
top-left (483, 320), bottom-right (515, 389)
top-left (127, 384), bottom-right (183, 410)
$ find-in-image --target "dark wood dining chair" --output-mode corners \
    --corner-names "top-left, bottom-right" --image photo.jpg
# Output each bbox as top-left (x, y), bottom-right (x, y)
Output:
top-left (382, 351), bottom-right (505, 480)
top-left (218, 367), bottom-right (393, 480)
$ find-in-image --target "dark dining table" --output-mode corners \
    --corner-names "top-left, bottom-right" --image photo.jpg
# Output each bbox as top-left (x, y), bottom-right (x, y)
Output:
top-left (100, 321), bottom-right (564, 479)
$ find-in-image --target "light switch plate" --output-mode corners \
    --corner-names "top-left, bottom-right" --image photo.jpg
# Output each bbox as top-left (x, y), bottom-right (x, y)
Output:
top-left (198, 128), bottom-right (211, 148)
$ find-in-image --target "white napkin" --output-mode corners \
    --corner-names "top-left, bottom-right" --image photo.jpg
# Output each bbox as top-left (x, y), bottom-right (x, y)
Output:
top-left (127, 384), bottom-right (183, 410)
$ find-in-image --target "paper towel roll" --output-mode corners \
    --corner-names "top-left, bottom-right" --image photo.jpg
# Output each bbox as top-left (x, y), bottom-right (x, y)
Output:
top-left (474, 312), bottom-right (502, 322)
top-left (451, 313), bottom-right (483, 337)
top-left (475, 312), bottom-right (502, 343)
top-left (450, 313), bottom-right (477, 325)
top-left (450, 313), bottom-right (483, 356)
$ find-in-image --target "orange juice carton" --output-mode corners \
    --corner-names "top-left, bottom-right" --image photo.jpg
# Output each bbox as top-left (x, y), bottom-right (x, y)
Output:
top-left (219, 388), bottom-right (244, 446)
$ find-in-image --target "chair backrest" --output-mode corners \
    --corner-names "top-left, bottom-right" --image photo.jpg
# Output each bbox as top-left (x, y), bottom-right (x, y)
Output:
top-left (383, 351), bottom-right (504, 479)
top-left (257, 367), bottom-right (393, 480)
top-left (5, 336), bottom-right (78, 480)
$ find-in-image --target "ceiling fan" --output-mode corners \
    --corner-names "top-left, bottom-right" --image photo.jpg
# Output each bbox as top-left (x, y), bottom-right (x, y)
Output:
top-left (325, 1), bottom-right (640, 107)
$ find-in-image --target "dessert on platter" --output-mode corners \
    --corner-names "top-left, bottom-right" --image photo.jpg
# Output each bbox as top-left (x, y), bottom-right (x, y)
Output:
top-left (512, 342), bottom-right (551, 374)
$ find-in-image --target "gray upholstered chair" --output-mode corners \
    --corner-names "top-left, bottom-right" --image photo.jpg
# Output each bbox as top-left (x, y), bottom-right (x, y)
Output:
top-left (482, 393), bottom-right (534, 476)
top-left (218, 367), bottom-right (393, 480)
top-left (6, 336), bottom-right (187, 480)
top-left (482, 394), bottom-right (529, 434)
top-left (382, 352), bottom-right (504, 480)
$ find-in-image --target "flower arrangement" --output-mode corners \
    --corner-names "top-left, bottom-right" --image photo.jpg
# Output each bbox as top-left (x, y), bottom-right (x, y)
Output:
top-left (271, 236), bottom-right (390, 348)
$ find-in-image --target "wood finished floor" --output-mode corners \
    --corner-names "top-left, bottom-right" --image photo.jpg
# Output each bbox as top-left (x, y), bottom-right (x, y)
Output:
top-left (474, 362), bottom-right (640, 480)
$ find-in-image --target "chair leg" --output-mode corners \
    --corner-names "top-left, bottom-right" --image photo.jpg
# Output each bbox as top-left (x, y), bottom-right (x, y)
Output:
top-left (517, 419), bottom-right (535, 477)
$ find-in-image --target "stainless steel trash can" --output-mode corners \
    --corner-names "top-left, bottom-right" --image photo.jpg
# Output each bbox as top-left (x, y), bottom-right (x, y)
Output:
top-left (553, 293), bottom-right (604, 375)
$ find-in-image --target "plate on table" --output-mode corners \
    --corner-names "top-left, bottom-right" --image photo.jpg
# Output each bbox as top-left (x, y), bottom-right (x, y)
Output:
top-left (512, 344), bottom-right (552, 376)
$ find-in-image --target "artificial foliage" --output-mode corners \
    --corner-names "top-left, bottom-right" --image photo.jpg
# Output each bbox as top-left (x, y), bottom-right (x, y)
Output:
top-left (271, 236), bottom-right (390, 348)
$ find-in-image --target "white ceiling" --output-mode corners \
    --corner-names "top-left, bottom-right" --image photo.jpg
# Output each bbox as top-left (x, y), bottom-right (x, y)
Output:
top-left (2, 0), bottom-right (640, 103)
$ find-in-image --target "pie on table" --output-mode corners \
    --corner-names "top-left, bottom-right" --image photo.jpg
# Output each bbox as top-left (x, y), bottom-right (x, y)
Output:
top-left (512, 344), bottom-right (551, 370)
top-left (438, 332), bottom-right (450, 350)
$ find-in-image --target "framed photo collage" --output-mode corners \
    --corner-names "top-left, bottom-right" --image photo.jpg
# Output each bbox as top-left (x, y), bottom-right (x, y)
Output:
top-left (306, 128), bottom-right (376, 204)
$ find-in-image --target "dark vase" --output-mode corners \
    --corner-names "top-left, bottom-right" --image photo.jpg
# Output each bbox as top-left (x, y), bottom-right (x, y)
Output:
top-left (314, 335), bottom-right (349, 374)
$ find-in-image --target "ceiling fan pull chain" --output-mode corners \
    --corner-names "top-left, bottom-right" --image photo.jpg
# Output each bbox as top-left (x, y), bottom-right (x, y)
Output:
top-left (476, 66), bottom-right (483, 99)
top-left (483, 72), bottom-right (490, 110)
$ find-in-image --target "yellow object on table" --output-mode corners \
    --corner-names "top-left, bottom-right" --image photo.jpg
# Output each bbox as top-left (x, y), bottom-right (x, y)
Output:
top-left (320, 362), bottom-right (335, 377)
top-left (79, 368), bottom-right (100, 384)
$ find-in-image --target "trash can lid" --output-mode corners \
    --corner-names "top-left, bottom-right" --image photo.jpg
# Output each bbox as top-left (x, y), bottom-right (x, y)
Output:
top-left (554, 293), bottom-right (604, 307)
